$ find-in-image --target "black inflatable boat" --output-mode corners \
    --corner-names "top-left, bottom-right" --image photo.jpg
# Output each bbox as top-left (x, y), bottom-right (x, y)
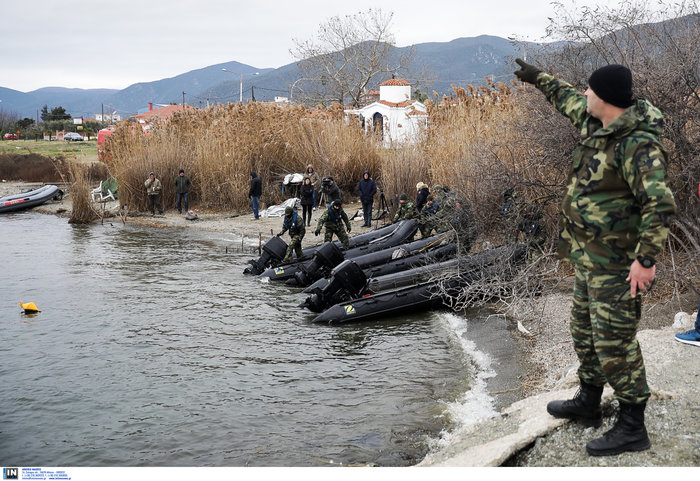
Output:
top-left (243, 220), bottom-right (416, 275)
top-left (257, 220), bottom-right (419, 283)
top-left (300, 237), bottom-right (457, 303)
top-left (310, 244), bottom-right (527, 324)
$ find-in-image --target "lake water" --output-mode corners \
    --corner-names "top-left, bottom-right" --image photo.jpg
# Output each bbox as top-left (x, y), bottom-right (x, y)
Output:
top-left (0, 212), bottom-right (521, 467)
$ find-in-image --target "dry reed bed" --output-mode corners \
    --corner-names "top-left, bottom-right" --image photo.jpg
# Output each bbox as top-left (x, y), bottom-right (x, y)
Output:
top-left (68, 162), bottom-right (98, 224)
top-left (105, 83), bottom-right (561, 243)
top-left (107, 103), bottom-right (382, 213)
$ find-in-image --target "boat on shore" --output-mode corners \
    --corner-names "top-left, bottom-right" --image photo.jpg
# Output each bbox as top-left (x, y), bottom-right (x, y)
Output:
top-left (310, 244), bottom-right (527, 324)
top-left (0, 185), bottom-right (62, 214)
top-left (255, 220), bottom-right (419, 283)
top-left (243, 220), bottom-right (416, 275)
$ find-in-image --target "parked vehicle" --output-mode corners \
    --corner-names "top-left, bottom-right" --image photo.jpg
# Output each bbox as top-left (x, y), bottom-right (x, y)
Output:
top-left (64, 132), bottom-right (84, 141)
top-left (3, 133), bottom-right (18, 140)
top-left (97, 128), bottom-right (114, 161)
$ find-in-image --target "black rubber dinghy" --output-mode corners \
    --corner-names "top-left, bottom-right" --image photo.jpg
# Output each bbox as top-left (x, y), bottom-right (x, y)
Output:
top-left (311, 244), bottom-right (527, 324)
top-left (256, 220), bottom-right (419, 283)
top-left (243, 220), bottom-right (416, 275)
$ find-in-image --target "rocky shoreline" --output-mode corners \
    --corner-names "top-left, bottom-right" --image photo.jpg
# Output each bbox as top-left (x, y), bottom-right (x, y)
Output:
top-left (5, 181), bottom-right (698, 467)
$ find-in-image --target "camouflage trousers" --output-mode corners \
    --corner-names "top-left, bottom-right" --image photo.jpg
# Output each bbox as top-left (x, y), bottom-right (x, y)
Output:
top-left (419, 220), bottom-right (435, 238)
top-left (283, 234), bottom-right (304, 262)
top-left (324, 224), bottom-right (349, 249)
top-left (570, 266), bottom-right (650, 404)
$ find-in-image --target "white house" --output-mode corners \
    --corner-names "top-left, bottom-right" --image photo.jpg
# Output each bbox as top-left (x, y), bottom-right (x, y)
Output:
top-left (95, 112), bottom-right (122, 122)
top-left (345, 78), bottom-right (428, 147)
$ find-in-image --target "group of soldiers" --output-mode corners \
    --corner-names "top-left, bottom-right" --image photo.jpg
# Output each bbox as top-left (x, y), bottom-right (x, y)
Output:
top-left (276, 199), bottom-right (351, 263)
top-left (392, 183), bottom-right (479, 253)
top-left (276, 180), bottom-right (550, 264)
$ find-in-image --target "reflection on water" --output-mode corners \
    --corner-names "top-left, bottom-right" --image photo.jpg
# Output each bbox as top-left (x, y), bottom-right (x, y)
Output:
top-left (0, 212), bottom-right (486, 467)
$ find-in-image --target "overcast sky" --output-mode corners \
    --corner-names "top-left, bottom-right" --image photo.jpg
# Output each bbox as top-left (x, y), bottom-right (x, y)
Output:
top-left (1, 0), bottom-right (627, 92)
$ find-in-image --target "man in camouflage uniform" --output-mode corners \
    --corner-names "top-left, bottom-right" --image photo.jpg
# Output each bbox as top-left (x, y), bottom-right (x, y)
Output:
top-left (515, 59), bottom-right (676, 456)
top-left (277, 206), bottom-right (306, 262)
top-left (392, 193), bottom-right (417, 223)
top-left (500, 187), bottom-right (521, 243)
top-left (315, 199), bottom-right (351, 249)
top-left (517, 203), bottom-right (549, 260)
top-left (418, 195), bottom-right (438, 238)
top-left (450, 197), bottom-right (478, 253)
top-left (429, 187), bottom-right (477, 253)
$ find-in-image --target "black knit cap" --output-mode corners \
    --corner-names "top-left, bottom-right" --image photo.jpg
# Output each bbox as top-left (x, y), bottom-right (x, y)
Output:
top-left (588, 64), bottom-right (633, 108)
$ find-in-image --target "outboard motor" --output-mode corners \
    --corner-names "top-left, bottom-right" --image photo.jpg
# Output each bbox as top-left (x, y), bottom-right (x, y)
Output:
top-left (299, 259), bottom-right (367, 312)
top-left (289, 241), bottom-right (344, 286)
top-left (243, 236), bottom-right (288, 275)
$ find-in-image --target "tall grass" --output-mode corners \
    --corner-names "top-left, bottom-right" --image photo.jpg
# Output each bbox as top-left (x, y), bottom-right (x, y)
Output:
top-left (420, 81), bottom-right (566, 239)
top-left (107, 103), bottom-right (382, 212)
top-left (68, 162), bottom-right (98, 224)
top-left (105, 88), bottom-right (561, 241)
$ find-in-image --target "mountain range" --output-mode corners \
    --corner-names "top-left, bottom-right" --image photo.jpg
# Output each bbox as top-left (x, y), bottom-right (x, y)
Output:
top-left (0, 34), bottom-right (526, 120)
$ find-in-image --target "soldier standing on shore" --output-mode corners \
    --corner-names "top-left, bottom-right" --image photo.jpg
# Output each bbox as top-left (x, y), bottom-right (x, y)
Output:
top-left (514, 58), bottom-right (676, 456)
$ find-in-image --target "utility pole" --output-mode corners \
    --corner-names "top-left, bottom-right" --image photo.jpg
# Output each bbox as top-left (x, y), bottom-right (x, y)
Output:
top-left (182, 91), bottom-right (186, 107)
top-left (251, 86), bottom-right (255, 102)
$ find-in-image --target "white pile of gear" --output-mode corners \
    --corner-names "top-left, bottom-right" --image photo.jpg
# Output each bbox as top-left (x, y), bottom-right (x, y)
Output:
top-left (261, 197), bottom-right (300, 218)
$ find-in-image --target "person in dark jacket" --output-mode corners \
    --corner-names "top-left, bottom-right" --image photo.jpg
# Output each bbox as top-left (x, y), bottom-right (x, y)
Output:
top-left (415, 182), bottom-right (430, 212)
top-left (356, 170), bottom-right (377, 227)
top-left (248, 172), bottom-right (262, 220)
top-left (174, 169), bottom-right (191, 214)
top-left (300, 177), bottom-right (315, 226)
top-left (304, 165), bottom-right (321, 209)
top-left (277, 206), bottom-right (306, 262)
top-left (321, 177), bottom-right (341, 206)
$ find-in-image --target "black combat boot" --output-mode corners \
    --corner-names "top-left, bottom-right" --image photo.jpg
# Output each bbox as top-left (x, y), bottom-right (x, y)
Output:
top-left (546, 380), bottom-right (603, 427)
top-left (586, 402), bottom-right (651, 456)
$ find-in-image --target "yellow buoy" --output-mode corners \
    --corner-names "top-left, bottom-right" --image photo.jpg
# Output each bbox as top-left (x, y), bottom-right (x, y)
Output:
top-left (20, 302), bottom-right (41, 313)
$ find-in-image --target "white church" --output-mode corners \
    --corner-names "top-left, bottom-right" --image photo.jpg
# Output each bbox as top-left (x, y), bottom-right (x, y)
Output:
top-left (344, 78), bottom-right (428, 147)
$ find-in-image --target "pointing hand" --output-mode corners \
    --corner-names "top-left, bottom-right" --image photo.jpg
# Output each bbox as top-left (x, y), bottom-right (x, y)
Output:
top-left (514, 58), bottom-right (542, 84)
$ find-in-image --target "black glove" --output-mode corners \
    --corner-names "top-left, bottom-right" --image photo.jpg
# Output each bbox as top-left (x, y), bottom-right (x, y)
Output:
top-left (314, 230), bottom-right (320, 236)
top-left (276, 232), bottom-right (283, 237)
top-left (346, 224), bottom-right (351, 233)
top-left (514, 58), bottom-right (541, 84)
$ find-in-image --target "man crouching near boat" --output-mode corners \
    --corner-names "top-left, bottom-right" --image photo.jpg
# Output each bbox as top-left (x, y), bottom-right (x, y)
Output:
top-left (513, 58), bottom-right (676, 456)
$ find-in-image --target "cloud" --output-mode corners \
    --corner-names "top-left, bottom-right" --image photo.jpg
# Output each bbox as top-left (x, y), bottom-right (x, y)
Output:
top-left (0, 0), bottom-right (628, 92)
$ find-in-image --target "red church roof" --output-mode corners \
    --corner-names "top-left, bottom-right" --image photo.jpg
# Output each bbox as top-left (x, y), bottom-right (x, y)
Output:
top-left (380, 78), bottom-right (410, 86)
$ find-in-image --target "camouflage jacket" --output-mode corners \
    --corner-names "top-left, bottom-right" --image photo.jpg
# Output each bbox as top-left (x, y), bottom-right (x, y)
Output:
top-left (535, 72), bottom-right (677, 270)
top-left (316, 205), bottom-right (350, 231)
top-left (280, 211), bottom-right (305, 238)
top-left (393, 201), bottom-right (417, 223)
